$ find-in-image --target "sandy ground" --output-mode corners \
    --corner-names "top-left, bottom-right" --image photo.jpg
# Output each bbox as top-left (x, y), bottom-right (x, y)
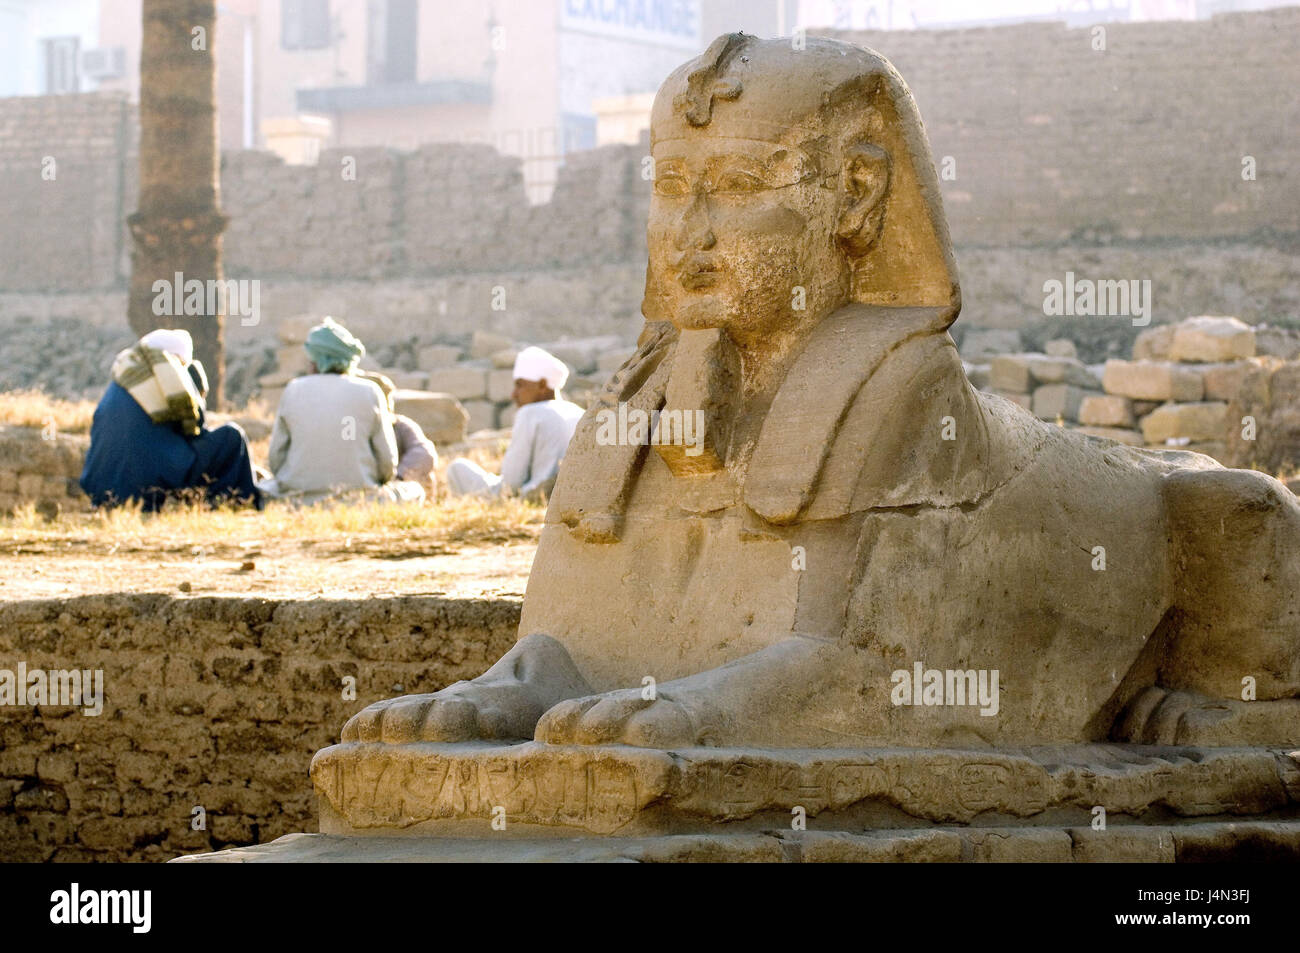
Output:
top-left (0, 536), bottom-right (537, 601)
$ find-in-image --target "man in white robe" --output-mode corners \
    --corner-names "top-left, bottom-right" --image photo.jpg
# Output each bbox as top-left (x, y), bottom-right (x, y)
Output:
top-left (446, 347), bottom-right (584, 498)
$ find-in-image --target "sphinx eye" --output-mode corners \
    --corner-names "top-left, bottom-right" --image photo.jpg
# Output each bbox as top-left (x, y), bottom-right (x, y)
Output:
top-left (653, 173), bottom-right (691, 197)
top-left (713, 170), bottom-right (763, 193)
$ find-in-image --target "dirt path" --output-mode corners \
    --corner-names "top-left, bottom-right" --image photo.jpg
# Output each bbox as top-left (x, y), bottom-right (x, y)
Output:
top-left (0, 536), bottom-right (537, 601)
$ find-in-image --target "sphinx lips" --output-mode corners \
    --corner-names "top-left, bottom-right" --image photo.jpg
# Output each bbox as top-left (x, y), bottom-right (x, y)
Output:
top-left (679, 266), bottom-right (721, 290)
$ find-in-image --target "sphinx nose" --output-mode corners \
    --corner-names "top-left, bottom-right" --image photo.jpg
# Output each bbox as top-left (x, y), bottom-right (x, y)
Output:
top-left (676, 191), bottom-right (717, 251)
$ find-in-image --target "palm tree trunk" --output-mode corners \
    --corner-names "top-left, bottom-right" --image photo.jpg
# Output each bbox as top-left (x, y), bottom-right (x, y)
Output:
top-left (127, 0), bottom-right (228, 406)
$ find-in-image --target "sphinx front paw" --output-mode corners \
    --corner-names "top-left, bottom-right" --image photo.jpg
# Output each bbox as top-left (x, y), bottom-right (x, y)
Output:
top-left (535, 688), bottom-right (699, 747)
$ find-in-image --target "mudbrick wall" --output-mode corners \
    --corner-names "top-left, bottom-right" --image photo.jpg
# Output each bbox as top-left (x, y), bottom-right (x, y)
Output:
top-left (0, 593), bottom-right (521, 861)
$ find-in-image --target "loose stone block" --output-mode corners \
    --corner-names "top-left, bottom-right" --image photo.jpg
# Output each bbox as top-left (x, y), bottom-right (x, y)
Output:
top-left (490, 348), bottom-right (519, 369)
top-left (993, 354), bottom-right (1096, 392)
top-left (391, 390), bottom-right (468, 447)
top-left (1140, 401), bottom-right (1228, 444)
top-left (416, 345), bottom-right (461, 370)
top-left (384, 370), bottom-right (428, 390)
top-left (469, 331), bottom-right (513, 360)
top-left (1045, 338), bottom-right (1078, 359)
top-left (1030, 355), bottom-right (1098, 388)
top-left (1032, 384), bottom-right (1095, 421)
top-left (1132, 324), bottom-right (1175, 361)
top-left (1078, 394), bottom-right (1135, 428)
top-left (989, 354), bottom-right (1032, 393)
top-left (1102, 359), bottom-right (1204, 401)
top-left (1255, 326), bottom-right (1300, 361)
top-left (425, 365), bottom-right (487, 401)
top-left (1202, 357), bottom-right (1275, 402)
top-left (462, 400), bottom-right (497, 434)
top-left (487, 369), bottom-right (515, 403)
top-left (1170, 316), bottom-right (1256, 363)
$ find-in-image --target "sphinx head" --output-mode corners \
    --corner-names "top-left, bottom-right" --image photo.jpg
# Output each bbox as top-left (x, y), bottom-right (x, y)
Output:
top-left (643, 34), bottom-right (960, 347)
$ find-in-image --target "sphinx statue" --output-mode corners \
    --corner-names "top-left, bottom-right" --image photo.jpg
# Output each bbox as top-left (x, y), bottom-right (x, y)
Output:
top-left (344, 33), bottom-right (1300, 754)
top-left (194, 34), bottom-right (1300, 862)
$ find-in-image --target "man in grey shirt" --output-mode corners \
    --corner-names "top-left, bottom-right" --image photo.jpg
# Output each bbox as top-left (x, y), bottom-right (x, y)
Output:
top-left (259, 318), bottom-right (423, 504)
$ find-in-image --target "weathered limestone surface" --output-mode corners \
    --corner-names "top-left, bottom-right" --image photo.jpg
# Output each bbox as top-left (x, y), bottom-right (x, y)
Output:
top-left (189, 33), bottom-right (1300, 864)
top-left (179, 741), bottom-right (1300, 862)
top-left (1075, 426), bottom-right (1144, 446)
top-left (308, 742), bottom-right (1300, 837)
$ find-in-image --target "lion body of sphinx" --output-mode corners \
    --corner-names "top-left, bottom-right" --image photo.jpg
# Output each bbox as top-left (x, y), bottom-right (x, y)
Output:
top-left (522, 314), bottom-right (1300, 748)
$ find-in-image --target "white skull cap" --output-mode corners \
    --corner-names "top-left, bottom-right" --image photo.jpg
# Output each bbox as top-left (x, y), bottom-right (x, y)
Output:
top-left (513, 346), bottom-right (569, 390)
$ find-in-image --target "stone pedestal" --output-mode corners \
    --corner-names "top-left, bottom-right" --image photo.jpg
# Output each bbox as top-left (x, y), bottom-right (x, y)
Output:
top-left (176, 741), bottom-right (1300, 862)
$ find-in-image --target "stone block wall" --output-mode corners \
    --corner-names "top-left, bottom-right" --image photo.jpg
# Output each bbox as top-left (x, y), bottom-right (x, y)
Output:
top-left (0, 426), bottom-right (89, 515)
top-left (0, 593), bottom-right (521, 861)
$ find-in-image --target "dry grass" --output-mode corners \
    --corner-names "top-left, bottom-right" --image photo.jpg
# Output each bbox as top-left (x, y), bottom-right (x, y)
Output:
top-left (0, 391), bottom-right (533, 558)
top-left (0, 491), bottom-right (545, 559)
top-left (0, 389), bottom-right (97, 433)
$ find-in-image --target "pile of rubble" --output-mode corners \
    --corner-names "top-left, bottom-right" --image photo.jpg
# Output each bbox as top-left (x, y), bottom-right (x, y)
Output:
top-left (979, 338), bottom-right (1105, 426)
top-left (966, 316), bottom-right (1300, 470)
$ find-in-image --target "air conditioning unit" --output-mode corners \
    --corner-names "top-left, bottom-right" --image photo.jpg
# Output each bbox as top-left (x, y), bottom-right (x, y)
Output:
top-left (80, 47), bottom-right (126, 80)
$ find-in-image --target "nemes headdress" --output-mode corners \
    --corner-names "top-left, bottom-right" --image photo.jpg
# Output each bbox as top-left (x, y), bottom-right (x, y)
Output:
top-left (651, 32), bottom-right (960, 314)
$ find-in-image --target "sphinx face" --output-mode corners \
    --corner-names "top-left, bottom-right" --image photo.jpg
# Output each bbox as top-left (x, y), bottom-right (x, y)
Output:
top-left (644, 136), bottom-right (851, 344)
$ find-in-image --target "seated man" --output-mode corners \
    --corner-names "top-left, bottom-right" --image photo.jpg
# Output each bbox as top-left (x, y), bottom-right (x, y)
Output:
top-left (80, 328), bottom-right (262, 512)
top-left (356, 370), bottom-right (439, 499)
top-left (260, 318), bottom-right (423, 505)
top-left (446, 346), bottom-right (584, 499)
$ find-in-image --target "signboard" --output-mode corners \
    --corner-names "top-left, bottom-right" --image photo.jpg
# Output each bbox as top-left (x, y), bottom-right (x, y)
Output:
top-left (560, 0), bottom-right (702, 49)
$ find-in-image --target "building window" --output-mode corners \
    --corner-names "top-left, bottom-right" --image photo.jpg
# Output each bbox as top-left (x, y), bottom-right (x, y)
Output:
top-left (367, 0), bottom-right (418, 85)
top-left (282, 0), bottom-right (331, 50)
top-left (43, 37), bottom-right (80, 94)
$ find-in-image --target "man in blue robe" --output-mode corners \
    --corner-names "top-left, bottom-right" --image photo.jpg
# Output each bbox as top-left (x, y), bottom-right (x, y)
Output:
top-left (80, 329), bottom-right (262, 512)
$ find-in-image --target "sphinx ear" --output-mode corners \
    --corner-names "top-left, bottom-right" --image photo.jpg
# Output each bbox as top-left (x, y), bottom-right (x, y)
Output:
top-left (835, 143), bottom-right (891, 259)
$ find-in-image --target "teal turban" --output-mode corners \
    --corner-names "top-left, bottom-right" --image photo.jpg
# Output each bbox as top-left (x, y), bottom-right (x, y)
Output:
top-left (304, 317), bottom-right (365, 374)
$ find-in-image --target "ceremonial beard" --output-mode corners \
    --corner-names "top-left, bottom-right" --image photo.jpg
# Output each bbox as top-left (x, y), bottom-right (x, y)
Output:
top-left (653, 327), bottom-right (741, 476)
